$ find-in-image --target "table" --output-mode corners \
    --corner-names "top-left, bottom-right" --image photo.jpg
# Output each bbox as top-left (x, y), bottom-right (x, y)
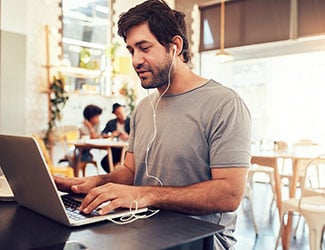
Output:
top-left (251, 151), bottom-right (313, 250)
top-left (73, 139), bottom-right (128, 175)
top-left (0, 201), bottom-right (221, 250)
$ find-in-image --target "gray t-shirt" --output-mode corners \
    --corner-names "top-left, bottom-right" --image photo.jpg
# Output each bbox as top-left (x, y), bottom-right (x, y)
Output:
top-left (128, 79), bottom-right (251, 249)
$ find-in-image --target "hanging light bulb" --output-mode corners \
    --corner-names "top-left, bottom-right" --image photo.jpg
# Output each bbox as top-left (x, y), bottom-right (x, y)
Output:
top-left (216, 0), bottom-right (234, 63)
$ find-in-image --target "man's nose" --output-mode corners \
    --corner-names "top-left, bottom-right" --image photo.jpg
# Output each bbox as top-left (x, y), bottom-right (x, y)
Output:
top-left (132, 51), bottom-right (145, 69)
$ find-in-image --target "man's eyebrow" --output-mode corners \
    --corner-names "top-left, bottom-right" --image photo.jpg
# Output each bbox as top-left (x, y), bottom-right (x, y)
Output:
top-left (126, 41), bottom-right (152, 50)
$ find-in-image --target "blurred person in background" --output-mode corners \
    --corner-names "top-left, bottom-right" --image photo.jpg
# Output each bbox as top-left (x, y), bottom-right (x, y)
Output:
top-left (100, 103), bottom-right (130, 172)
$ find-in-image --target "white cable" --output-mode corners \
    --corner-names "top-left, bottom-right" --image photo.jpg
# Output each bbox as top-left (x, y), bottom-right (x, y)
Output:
top-left (145, 47), bottom-right (176, 186)
top-left (105, 200), bottom-right (160, 225)
top-left (105, 48), bottom-right (177, 225)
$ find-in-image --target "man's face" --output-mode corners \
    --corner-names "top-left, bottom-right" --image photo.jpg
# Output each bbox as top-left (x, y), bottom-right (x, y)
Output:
top-left (89, 115), bottom-right (100, 125)
top-left (114, 106), bottom-right (126, 122)
top-left (126, 22), bottom-right (173, 89)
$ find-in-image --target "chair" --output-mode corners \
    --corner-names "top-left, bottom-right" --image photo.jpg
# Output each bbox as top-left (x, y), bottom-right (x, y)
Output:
top-left (33, 134), bottom-right (74, 177)
top-left (275, 154), bottom-right (325, 250)
top-left (75, 160), bottom-right (99, 177)
top-left (278, 139), bottom-right (316, 188)
top-left (247, 164), bottom-right (277, 206)
top-left (243, 164), bottom-right (276, 237)
top-left (242, 180), bottom-right (259, 236)
top-left (277, 139), bottom-right (319, 237)
top-left (58, 126), bottom-right (100, 177)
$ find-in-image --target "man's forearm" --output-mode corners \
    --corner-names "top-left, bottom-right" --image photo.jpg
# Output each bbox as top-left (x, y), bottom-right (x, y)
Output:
top-left (142, 179), bottom-right (244, 215)
top-left (100, 165), bottom-right (134, 185)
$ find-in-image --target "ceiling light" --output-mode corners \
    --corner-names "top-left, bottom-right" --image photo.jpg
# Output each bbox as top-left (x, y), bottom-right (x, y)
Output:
top-left (216, 0), bottom-right (234, 63)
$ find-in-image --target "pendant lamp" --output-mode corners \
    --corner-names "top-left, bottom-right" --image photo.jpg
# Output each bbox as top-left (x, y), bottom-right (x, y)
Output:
top-left (216, 0), bottom-right (234, 62)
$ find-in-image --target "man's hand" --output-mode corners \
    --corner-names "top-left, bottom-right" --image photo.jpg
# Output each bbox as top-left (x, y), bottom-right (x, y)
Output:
top-left (83, 120), bottom-right (92, 130)
top-left (79, 183), bottom-right (150, 215)
top-left (53, 175), bottom-right (103, 194)
top-left (119, 132), bottom-right (129, 140)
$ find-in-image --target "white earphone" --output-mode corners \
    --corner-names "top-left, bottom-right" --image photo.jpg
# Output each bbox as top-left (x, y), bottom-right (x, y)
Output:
top-left (172, 44), bottom-right (177, 54)
top-left (171, 44), bottom-right (177, 60)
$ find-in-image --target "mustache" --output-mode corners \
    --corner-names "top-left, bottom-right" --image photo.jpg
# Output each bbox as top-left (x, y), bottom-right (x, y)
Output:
top-left (135, 63), bottom-right (150, 71)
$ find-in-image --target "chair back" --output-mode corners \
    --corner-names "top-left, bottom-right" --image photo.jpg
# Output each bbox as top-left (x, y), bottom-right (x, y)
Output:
top-left (298, 154), bottom-right (325, 209)
top-left (60, 125), bottom-right (80, 142)
top-left (55, 125), bottom-right (80, 155)
top-left (32, 134), bottom-right (53, 167)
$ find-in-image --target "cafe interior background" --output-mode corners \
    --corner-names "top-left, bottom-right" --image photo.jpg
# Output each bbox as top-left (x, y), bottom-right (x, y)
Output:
top-left (1, 0), bottom-right (325, 154)
top-left (1, 1), bottom-right (325, 249)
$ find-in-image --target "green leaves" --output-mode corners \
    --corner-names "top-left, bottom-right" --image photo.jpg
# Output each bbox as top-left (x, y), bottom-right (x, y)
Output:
top-left (119, 81), bottom-right (137, 114)
top-left (46, 76), bottom-right (69, 140)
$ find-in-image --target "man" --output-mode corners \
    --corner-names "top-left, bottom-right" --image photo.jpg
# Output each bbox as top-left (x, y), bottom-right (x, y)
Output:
top-left (54, 1), bottom-right (251, 249)
top-left (80, 104), bottom-right (103, 140)
top-left (100, 103), bottom-right (130, 172)
top-left (78, 104), bottom-right (103, 162)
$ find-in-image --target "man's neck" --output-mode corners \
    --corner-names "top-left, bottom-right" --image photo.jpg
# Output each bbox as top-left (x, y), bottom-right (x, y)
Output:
top-left (158, 67), bottom-right (208, 95)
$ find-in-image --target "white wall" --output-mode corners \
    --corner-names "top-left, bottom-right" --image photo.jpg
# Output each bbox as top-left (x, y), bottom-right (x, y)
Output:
top-left (201, 50), bottom-right (325, 146)
top-left (0, 31), bottom-right (27, 135)
top-left (0, 0), bottom-right (28, 134)
top-left (0, 0), bottom-right (27, 34)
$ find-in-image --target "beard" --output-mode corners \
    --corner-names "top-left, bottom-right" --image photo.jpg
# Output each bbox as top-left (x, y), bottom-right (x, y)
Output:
top-left (137, 56), bottom-right (173, 89)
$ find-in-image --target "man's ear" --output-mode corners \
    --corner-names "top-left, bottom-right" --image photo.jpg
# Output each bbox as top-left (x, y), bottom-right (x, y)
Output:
top-left (171, 35), bottom-right (183, 55)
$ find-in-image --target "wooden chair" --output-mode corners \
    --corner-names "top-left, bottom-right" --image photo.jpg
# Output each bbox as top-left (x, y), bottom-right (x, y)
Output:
top-left (33, 134), bottom-right (74, 177)
top-left (58, 126), bottom-right (100, 177)
top-left (75, 160), bottom-right (99, 177)
top-left (275, 154), bottom-right (325, 250)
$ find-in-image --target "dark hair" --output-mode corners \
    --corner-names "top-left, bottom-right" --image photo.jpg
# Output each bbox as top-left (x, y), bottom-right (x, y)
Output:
top-left (112, 103), bottom-right (125, 113)
top-left (83, 104), bottom-right (102, 121)
top-left (117, 0), bottom-right (190, 63)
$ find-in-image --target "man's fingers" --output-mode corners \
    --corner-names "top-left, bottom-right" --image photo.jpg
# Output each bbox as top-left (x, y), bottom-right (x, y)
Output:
top-left (80, 189), bottom-right (109, 213)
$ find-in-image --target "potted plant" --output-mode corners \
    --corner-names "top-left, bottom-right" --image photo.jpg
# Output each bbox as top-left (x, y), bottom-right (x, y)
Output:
top-left (45, 75), bottom-right (69, 142)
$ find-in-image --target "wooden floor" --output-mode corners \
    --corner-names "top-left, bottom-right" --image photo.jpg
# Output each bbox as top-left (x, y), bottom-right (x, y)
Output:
top-left (234, 182), bottom-right (324, 250)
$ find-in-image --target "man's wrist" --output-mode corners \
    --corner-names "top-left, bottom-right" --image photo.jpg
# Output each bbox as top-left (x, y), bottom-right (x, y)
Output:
top-left (95, 175), bottom-right (108, 186)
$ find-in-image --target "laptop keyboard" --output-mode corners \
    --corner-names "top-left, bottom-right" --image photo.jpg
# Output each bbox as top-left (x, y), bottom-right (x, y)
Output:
top-left (62, 195), bottom-right (99, 221)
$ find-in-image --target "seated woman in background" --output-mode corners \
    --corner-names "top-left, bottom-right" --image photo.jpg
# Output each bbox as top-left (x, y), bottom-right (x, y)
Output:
top-left (79, 104), bottom-right (103, 161)
top-left (101, 103), bottom-right (130, 172)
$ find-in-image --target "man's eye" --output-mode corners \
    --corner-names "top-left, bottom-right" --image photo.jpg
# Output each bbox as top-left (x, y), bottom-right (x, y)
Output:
top-left (141, 47), bottom-right (150, 52)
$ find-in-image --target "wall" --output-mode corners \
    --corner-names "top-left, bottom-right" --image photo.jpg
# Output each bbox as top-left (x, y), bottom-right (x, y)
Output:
top-left (175, 0), bottom-right (207, 72)
top-left (0, 30), bottom-right (27, 134)
top-left (0, 0), bottom-right (27, 134)
top-left (0, 0), bottom-right (60, 135)
top-left (201, 50), bottom-right (325, 146)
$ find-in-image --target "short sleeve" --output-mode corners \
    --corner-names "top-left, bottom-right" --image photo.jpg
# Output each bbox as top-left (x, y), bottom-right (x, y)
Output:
top-left (209, 97), bottom-right (251, 168)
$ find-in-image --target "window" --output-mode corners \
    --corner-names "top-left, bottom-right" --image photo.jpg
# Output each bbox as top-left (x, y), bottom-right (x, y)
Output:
top-left (298, 0), bottom-right (325, 37)
top-left (60, 0), bottom-right (111, 94)
top-left (199, 0), bottom-right (291, 52)
top-left (61, 0), bottom-right (110, 68)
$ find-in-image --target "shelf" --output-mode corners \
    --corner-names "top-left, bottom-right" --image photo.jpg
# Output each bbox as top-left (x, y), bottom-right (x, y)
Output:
top-left (62, 37), bottom-right (107, 50)
top-left (55, 66), bottom-right (104, 79)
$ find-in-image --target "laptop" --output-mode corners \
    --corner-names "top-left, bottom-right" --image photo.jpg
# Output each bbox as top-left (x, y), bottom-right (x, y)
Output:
top-left (0, 134), bottom-right (147, 227)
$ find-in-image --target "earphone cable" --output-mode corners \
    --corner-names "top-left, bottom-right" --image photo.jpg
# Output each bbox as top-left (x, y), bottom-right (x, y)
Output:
top-left (144, 48), bottom-right (176, 186)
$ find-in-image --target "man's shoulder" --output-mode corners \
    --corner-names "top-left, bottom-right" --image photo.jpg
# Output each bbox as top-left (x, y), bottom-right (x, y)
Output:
top-left (198, 79), bottom-right (241, 100)
top-left (106, 118), bottom-right (118, 125)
